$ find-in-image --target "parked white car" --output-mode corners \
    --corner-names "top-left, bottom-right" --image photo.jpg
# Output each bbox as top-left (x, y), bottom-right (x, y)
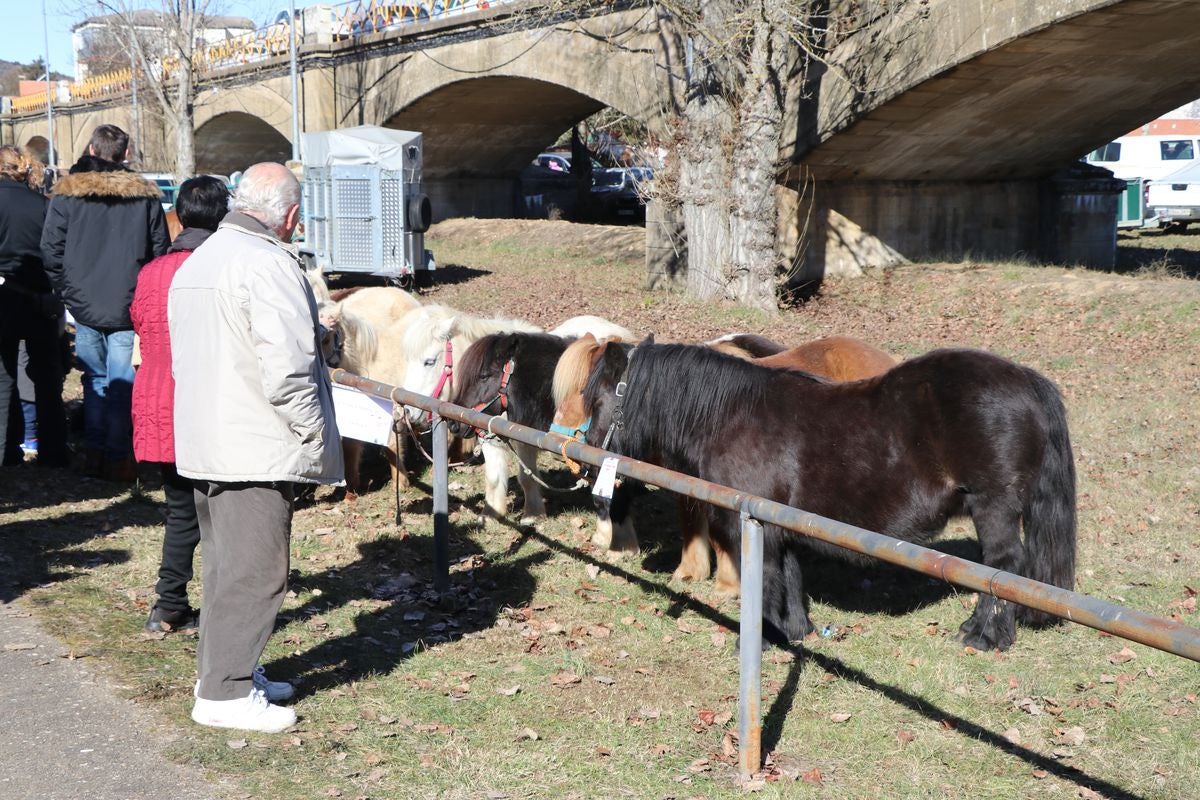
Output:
top-left (1146, 160), bottom-right (1200, 230)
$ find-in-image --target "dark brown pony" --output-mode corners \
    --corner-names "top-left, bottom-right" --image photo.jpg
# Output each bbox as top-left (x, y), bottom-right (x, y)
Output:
top-left (552, 334), bottom-right (897, 592)
top-left (682, 335), bottom-right (897, 593)
top-left (567, 339), bottom-right (1076, 651)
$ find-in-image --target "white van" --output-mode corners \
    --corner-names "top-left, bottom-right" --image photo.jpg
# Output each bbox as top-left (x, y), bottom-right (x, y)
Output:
top-left (1086, 134), bottom-right (1200, 182)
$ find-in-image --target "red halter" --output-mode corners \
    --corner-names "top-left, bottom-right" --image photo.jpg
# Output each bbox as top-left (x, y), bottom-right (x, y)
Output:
top-left (427, 339), bottom-right (454, 423)
top-left (472, 358), bottom-right (515, 417)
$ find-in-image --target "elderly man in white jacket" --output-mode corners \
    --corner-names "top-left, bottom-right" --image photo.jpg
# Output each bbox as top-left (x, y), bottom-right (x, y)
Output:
top-left (169, 162), bottom-right (343, 733)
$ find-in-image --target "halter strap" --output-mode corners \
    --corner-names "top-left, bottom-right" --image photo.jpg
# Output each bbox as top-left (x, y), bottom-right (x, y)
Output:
top-left (471, 358), bottom-right (515, 436)
top-left (599, 343), bottom-right (638, 452)
top-left (549, 417), bottom-right (591, 440)
top-left (427, 339), bottom-right (454, 423)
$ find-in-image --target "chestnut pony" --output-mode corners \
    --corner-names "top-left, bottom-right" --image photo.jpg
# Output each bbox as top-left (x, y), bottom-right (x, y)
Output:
top-left (562, 338), bottom-right (1075, 651)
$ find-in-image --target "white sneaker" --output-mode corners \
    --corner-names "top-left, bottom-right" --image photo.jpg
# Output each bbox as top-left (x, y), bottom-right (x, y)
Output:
top-left (191, 688), bottom-right (296, 733)
top-left (253, 665), bottom-right (295, 703)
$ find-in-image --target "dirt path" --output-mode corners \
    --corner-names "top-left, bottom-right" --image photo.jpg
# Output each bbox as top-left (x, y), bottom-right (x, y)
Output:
top-left (0, 601), bottom-right (237, 800)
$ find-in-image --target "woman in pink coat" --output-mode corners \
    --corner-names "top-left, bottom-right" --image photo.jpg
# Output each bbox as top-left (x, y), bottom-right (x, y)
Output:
top-left (130, 176), bottom-right (229, 632)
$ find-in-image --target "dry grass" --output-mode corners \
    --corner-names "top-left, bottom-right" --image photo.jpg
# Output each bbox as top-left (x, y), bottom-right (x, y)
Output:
top-left (2, 220), bottom-right (1198, 800)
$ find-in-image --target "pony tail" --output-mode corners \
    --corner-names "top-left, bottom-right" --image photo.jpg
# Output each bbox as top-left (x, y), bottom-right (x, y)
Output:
top-left (1019, 371), bottom-right (1077, 624)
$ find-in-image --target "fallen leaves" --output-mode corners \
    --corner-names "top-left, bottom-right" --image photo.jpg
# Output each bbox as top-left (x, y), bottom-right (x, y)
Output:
top-left (549, 670), bottom-right (582, 688)
top-left (1108, 646), bottom-right (1137, 665)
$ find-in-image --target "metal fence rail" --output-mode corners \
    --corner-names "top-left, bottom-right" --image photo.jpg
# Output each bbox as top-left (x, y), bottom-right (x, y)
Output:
top-left (331, 369), bottom-right (1200, 777)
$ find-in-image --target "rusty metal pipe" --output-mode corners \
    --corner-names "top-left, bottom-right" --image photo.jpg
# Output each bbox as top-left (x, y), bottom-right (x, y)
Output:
top-left (332, 370), bottom-right (1200, 664)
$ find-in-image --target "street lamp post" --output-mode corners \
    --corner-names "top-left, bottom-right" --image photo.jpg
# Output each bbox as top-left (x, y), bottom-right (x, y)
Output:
top-left (42, 0), bottom-right (56, 168)
top-left (288, 0), bottom-right (300, 162)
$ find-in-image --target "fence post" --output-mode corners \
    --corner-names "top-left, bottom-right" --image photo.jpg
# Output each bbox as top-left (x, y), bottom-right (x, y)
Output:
top-left (431, 412), bottom-right (450, 592)
top-left (738, 512), bottom-right (764, 779)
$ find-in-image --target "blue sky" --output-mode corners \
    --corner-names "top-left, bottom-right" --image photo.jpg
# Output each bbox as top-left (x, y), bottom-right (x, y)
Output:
top-left (1, 2), bottom-right (321, 80)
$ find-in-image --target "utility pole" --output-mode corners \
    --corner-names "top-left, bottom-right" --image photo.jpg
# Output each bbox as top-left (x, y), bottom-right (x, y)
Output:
top-left (288, 0), bottom-right (300, 162)
top-left (41, 0), bottom-right (56, 169)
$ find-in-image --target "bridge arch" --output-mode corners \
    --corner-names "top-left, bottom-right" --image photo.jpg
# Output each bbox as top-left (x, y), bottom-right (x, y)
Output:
top-left (194, 111), bottom-right (293, 176)
top-left (23, 135), bottom-right (49, 163)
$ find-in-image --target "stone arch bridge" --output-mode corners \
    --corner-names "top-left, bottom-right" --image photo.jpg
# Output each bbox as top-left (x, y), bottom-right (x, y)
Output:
top-left (5, 0), bottom-right (1200, 276)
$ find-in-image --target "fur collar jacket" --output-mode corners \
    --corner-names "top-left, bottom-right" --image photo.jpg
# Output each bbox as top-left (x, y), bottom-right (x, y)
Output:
top-left (39, 156), bottom-right (170, 330)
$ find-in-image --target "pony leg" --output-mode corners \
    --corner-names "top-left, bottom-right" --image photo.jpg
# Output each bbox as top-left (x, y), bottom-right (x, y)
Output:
top-left (512, 442), bottom-right (546, 522)
top-left (384, 434), bottom-right (409, 491)
top-left (673, 497), bottom-right (712, 582)
top-left (591, 484), bottom-right (640, 555)
top-left (958, 498), bottom-right (1024, 651)
top-left (713, 546), bottom-right (741, 598)
top-left (342, 438), bottom-right (363, 494)
top-left (606, 482), bottom-right (640, 555)
top-left (480, 439), bottom-right (510, 517)
top-left (592, 497), bottom-right (614, 550)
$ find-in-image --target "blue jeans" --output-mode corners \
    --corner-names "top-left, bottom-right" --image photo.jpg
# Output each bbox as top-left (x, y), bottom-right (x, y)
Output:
top-left (74, 324), bottom-right (135, 461)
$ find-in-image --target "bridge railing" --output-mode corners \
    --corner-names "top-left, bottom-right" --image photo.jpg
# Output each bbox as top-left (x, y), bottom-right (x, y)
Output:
top-left (4, 1), bottom-right (515, 115)
top-left (329, 0), bottom-right (506, 41)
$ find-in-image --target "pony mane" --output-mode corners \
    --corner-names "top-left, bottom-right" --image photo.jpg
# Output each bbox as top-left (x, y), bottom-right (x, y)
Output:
top-left (553, 335), bottom-right (609, 410)
top-left (304, 266), bottom-right (331, 303)
top-left (398, 304), bottom-right (540, 359)
top-left (337, 307), bottom-right (378, 375)
top-left (615, 342), bottom-right (777, 458)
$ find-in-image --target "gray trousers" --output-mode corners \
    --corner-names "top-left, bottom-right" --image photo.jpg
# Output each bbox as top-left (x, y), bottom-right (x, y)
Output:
top-left (193, 480), bottom-right (294, 701)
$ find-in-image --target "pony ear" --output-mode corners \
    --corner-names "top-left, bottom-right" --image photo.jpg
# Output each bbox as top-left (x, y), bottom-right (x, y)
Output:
top-left (642, 333), bottom-right (655, 345)
top-left (435, 317), bottom-right (456, 341)
top-left (497, 332), bottom-right (520, 359)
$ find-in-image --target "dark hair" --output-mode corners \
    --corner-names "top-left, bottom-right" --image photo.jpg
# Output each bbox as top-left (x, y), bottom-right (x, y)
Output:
top-left (175, 176), bottom-right (230, 231)
top-left (88, 124), bottom-right (130, 163)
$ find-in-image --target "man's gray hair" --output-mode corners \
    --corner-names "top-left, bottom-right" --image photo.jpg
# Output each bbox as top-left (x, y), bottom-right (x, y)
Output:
top-left (230, 163), bottom-right (301, 230)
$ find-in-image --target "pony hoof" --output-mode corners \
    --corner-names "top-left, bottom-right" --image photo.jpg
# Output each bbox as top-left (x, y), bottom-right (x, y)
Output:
top-left (713, 581), bottom-right (741, 599)
top-left (671, 568), bottom-right (698, 583)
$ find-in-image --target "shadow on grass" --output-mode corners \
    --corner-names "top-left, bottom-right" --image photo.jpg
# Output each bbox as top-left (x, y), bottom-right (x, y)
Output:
top-left (1115, 229), bottom-right (1200, 277)
top-left (0, 467), bottom-right (161, 603)
top-left (764, 647), bottom-right (1144, 800)
top-left (275, 465), bottom-right (1139, 797)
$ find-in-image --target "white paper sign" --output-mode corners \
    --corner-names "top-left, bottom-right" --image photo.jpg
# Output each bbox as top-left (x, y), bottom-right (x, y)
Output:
top-left (332, 385), bottom-right (395, 445)
top-left (592, 456), bottom-right (620, 499)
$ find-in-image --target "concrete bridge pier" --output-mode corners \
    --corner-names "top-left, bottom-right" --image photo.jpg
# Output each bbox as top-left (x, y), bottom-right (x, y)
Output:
top-left (779, 168), bottom-right (1126, 288)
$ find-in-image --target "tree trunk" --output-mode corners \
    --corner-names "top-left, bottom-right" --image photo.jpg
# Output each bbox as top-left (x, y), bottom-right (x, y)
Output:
top-left (727, 14), bottom-right (788, 312)
top-left (172, 59), bottom-right (195, 178)
top-left (679, 93), bottom-right (734, 302)
top-left (666, 3), bottom-right (789, 312)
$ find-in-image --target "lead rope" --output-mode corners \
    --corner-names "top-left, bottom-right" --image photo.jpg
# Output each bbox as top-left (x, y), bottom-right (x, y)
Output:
top-left (479, 427), bottom-right (590, 494)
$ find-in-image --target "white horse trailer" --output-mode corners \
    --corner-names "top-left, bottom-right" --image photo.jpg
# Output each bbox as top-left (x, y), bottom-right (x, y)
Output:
top-left (300, 126), bottom-right (435, 287)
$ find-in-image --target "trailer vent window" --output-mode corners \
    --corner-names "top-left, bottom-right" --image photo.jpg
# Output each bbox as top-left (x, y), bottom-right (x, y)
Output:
top-left (1172, 184), bottom-right (1187, 191)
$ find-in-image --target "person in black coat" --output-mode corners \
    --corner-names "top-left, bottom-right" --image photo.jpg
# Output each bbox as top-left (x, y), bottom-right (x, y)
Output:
top-left (0, 146), bottom-right (67, 468)
top-left (40, 124), bottom-right (169, 480)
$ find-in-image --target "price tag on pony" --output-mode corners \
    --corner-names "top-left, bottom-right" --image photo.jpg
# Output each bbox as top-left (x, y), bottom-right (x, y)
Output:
top-left (592, 456), bottom-right (620, 499)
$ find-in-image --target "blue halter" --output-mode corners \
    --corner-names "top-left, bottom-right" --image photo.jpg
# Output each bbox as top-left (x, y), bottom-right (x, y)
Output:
top-left (550, 417), bottom-right (591, 440)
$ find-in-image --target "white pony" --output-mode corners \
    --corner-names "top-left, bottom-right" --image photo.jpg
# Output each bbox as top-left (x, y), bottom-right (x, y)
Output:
top-left (317, 286), bottom-right (423, 493)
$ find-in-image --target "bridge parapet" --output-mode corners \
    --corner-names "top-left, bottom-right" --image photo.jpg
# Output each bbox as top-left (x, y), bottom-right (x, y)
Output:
top-left (3, 0), bottom-right (520, 118)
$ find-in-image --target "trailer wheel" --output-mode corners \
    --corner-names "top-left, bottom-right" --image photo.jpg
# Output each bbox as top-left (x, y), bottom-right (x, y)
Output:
top-left (407, 194), bottom-right (432, 233)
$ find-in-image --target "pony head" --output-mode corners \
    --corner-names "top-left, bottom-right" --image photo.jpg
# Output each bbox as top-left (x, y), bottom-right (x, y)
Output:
top-left (551, 334), bottom-right (636, 441)
top-left (447, 332), bottom-right (520, 437)
top-left (396, 304), bottom-right (540, 425)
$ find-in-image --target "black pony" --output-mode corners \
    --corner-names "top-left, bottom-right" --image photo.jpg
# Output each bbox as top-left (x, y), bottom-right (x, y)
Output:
top-left (449, 332), bottom-right (574, 520)
top-left (579, 339), bottom-right (1077, 651)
